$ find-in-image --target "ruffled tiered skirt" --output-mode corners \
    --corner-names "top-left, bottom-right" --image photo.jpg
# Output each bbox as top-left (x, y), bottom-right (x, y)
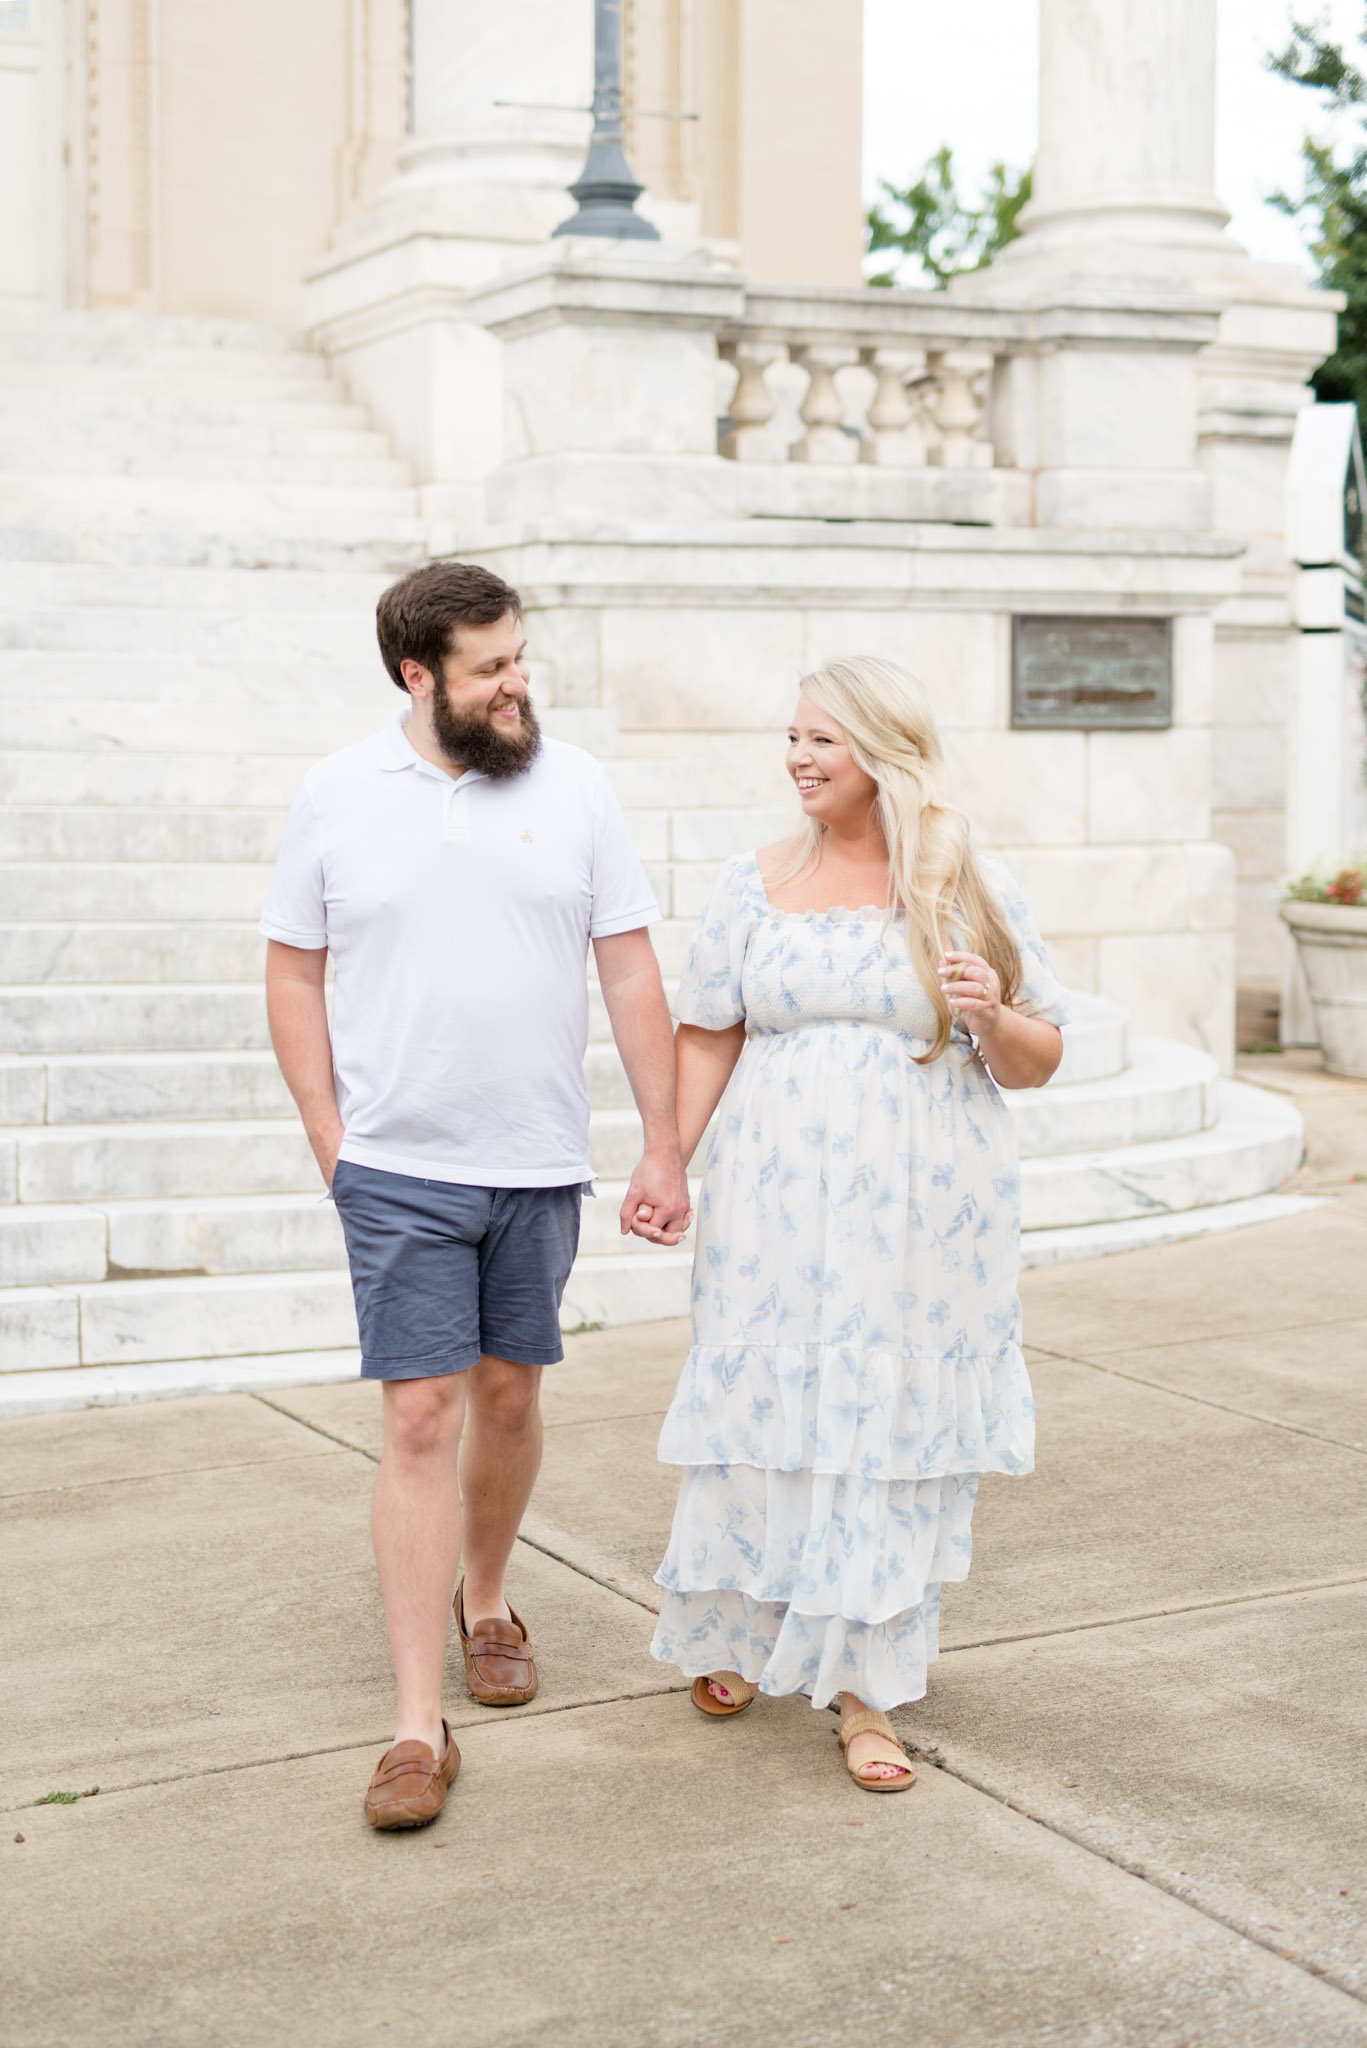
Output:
top-left (650, 1019), bottom-right (1035, 1711)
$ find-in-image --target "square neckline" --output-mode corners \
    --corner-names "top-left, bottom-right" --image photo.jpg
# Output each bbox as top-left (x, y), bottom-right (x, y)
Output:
top-left (745, 851), bottom-right (891, 924)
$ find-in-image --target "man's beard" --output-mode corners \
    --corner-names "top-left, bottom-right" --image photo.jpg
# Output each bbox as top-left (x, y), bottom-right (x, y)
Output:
top-left (430, 688), bottom-right (542, 779)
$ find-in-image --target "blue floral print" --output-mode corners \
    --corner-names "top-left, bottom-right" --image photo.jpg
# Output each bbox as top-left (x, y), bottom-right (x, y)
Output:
top-left (650, 852), bottom-right (1069, 1711)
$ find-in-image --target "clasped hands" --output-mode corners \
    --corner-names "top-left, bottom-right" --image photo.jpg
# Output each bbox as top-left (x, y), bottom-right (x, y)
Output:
top-left (619, 1144), bottom-right (693, 1247)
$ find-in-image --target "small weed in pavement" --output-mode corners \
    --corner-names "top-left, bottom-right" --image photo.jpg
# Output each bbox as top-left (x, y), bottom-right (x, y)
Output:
top-left (34, 1787), bottom-right (98, 1806)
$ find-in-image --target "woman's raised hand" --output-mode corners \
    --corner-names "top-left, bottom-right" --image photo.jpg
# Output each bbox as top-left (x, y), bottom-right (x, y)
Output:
top-left (938, 951), bottom-right (1003, 1038)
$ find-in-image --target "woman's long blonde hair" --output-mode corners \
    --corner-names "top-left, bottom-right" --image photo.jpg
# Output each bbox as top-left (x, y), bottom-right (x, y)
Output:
top-left (777, 655), bottom-right (1021, 1064)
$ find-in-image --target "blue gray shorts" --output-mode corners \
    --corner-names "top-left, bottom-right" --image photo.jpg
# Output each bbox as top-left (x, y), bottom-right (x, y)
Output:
top-left (330, 1161), bottom-right (585, 1380)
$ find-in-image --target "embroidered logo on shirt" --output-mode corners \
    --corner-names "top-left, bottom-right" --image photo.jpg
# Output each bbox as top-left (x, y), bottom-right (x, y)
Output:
top-left (521, 830), bottom-right (534, 843)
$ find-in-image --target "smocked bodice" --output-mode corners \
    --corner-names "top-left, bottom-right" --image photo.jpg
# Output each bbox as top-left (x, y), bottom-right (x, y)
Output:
top-left (738, 903), bottom-right (943, 1043)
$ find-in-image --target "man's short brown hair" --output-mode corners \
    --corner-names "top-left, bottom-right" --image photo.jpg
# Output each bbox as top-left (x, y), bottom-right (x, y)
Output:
top-left (375, 562), bottom-right (523, 691)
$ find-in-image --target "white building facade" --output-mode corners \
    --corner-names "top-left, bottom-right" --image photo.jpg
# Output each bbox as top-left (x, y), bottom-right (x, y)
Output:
top-left (0, 0), bottom-right (1351, 1409)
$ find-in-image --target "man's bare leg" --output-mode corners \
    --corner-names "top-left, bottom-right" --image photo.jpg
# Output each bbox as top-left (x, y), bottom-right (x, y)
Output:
top-left (372, 1373), bottom-right (467, 1753)
top-left (458, 1353), bottom-right (543, 1627)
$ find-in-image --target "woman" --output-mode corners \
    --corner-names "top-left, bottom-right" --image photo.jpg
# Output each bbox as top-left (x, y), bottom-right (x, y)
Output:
top-left (648, 657), bottom-right (1068, 1790)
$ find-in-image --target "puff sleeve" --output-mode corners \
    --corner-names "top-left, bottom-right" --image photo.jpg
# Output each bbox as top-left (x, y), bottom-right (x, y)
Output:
top-left (671, 854), bottom-right (759, 1030)
top-left (981, 856), bottom-right (1071, 1029)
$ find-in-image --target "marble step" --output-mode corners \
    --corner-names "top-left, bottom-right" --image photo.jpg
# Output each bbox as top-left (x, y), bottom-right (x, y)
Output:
top-left (0, 1268), bottom-right (358, 1372)
top-left (3, 1120), bottom-right (320, 1204)
top-left (0, 1192), bottom-right (344, 1287)
top-left (1046, 993), bottom-right (1127, 1084)
top-left (0, 1107), bottom-right (669, 1203)
top-left (0, 1348), bottom-right (365, 1417)
top-left (0, 391), bottom-right (369, 432)
top-left (1019, 1081), bottom-right (1302, 1231)
top-left (0, 474), bottom-right (420, 531)
top-left (2, 1062), bottom-right (1283, 1215)
top-left (0, 561), bottom-right (402, 611)
top-left (0, 700), bottom-right (619, 758)
top-left (0, 1078), bottom-right (1306, 1381)
top-left (0, 1173), bottom-right (714, 1288)
top-left (0, 442), bottom-right (408, 485)
top-left (1006, 1036), bottom-right (1215, 1156)
top-left (0, 923), bottom-right (265, 984)
top-left (0, 422), bottom-right (395, 465)
top-left (0, 865), bottom-right (275, 921)
top-left (0, 524), bottom-right (428, 575)
top-left (0, 808), bottom-right (287, 862)
top-left (0, 984), bottom-right (270, 1054)
top-left (0, 313), bottom-right (320, 365)
top-left (1, 1040), bottom-right (666, 1127)
top-left (0, 608), bottom-right (392, 663)
top-left (0, 1051), bottom-right (290, 1127)
top-left (0, 362), bottom-right (340, 402)
top-left (1020, 1192), bottom-right (1328, 1269)
top-left (0, 652), bottom-right (383, 701)
top-left (0, 748), bottom-right (311, 807)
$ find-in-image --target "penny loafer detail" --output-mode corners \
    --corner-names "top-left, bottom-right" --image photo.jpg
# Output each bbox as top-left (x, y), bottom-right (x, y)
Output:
top-left (455, 1580), bottom-right (538, 1706)
top-left (363, 1720), bottom-right (460, 1830)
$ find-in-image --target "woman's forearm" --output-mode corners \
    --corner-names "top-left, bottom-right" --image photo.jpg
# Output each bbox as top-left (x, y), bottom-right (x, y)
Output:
top-left (978, 1011), bottom-right (1063, 1091)
top-left (676, 1021), bottom-right (747, 1166)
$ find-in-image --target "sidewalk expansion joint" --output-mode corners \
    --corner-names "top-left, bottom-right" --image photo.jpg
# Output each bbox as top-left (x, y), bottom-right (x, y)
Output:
top-left (1028, 1300), bottom-right (1366, 1365)
top-left (0, 1447), bottom-right (343, 1504)
top-left (919, 1747), bottom-right (1367, 2012)
top-left (1037, 1345), bottom-right (1367, 1457)
top-left (0, 1685), bottom-right (692, 1815)
top-left (943, 1572), bottom-right (1367, 1654)
top-left (249, 1391), bottom-right (663, 1616)
top-left (543, 1408), bottom-right (670, 1433)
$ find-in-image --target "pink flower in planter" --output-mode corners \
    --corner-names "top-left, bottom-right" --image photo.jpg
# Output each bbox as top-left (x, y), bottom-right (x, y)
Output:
top-left (1327, 868), bottom-right (1365, 906)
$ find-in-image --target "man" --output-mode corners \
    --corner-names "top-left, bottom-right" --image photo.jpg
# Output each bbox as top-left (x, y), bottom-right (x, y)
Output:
top-left (260, 561), bottom-right (690, 1830)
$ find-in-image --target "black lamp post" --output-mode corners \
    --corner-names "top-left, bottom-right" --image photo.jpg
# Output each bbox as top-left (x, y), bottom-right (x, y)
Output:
top-left (553, 0), bottom-right (660, 241)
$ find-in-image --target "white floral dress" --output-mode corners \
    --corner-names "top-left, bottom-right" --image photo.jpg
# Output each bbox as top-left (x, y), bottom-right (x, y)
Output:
top-left (649, 851), bottom-right (1069, 1712)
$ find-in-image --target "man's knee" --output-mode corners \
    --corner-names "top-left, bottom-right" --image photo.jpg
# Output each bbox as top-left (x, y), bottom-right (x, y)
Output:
top-left (382, 1373), bottom-right (466, 1460)
top-left (473, 1356), bottom-right (542, 1431)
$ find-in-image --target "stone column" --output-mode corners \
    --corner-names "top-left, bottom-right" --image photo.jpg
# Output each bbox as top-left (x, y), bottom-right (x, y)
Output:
top-left (1020, 0), bottom-right (1232, 269)
top-left (395, 0), bottom-right (593, 255)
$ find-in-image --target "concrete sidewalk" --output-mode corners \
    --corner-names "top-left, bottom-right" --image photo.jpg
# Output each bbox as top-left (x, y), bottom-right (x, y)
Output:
top-left (5, 1065), bottom-right (1367, 2046)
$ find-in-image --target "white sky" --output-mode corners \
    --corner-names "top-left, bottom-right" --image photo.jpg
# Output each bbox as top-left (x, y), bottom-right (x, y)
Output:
top-left (863, 0), bottom-right (1367, 275)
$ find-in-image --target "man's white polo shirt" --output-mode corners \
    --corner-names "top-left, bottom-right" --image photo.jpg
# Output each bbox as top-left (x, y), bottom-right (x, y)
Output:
top-left (258, 706), bottom-right (660, 1188)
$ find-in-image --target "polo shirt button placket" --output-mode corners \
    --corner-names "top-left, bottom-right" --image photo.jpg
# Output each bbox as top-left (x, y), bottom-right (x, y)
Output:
top-left (444, 779), bottom-right (472, 846)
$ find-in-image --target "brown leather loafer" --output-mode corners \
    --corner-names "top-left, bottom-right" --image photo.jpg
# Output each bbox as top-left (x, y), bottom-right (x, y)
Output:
top-left (363, 1720), bottom-right (460, 1830)
top-left (455, 1579), bottom-right (538, 1706)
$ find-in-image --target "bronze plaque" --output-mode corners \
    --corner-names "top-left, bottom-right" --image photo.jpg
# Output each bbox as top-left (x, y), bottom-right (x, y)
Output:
top-left (1011, 615), bottom-right (1173, 729)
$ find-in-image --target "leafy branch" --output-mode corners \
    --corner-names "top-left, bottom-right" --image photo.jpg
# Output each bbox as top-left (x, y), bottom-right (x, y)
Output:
top-left (866, 146), bottom-right (1032, 290)
top-left (1268, 12), bottom-right (1367, 420)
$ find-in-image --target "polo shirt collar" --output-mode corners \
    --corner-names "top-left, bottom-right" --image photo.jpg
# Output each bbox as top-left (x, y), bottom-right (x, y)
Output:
top-left (377, 703), bottom-right (485, 787)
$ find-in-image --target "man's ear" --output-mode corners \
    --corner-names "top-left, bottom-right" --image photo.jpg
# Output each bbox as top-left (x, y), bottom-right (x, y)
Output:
top-left (400, 657), bottom-right (434, 698)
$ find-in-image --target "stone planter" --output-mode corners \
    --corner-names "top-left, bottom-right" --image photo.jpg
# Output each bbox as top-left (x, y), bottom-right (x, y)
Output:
top-left (1280, 900), bottom-right (1367, 1078)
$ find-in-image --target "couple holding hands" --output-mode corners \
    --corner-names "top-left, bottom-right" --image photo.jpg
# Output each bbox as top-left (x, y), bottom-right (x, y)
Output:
top-left (261, 563), bottom-right (1066, 1830)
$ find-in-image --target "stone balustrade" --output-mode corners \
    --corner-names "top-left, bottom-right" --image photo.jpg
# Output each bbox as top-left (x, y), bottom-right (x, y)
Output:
top-left (716, 284), bottom-right (1027, 472)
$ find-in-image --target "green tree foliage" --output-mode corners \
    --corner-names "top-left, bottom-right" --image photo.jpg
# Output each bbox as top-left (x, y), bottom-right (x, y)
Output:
top-left (1269, 15), bottom-right (1367, 420)
top-left (866, 146), bottom-right (1032, 290)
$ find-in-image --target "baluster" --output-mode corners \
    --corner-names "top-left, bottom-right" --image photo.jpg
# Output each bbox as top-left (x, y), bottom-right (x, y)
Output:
top-left (793, 345), bottom-right (859, 465)
top-left (719, 341), bottom-right (787, 462)
top-left (859, 346), bottom-right (928, 467)
top-left (927, 348), bottom-right (995, 470)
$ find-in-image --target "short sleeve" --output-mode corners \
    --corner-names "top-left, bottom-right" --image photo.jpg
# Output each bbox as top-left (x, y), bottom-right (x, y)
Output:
top-left (982, 857), bottom-right (1070, 1029)
top-left (258, 780), bottom-right (328, 948)
top-left (588, 769), bottom-right (661, 938)
top-left (672, 855), bottom-right (756, 1029)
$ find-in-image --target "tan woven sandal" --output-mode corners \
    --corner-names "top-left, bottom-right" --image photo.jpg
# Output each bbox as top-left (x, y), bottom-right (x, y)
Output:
top-left (838, 1708), bottom-right (916, 1792)
top-left (691, 1670), bottom-right (757, 1717)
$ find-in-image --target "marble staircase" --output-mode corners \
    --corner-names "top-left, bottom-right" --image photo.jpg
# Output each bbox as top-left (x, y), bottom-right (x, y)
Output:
top-left (0, 312), bottom-right (1311, 1416)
